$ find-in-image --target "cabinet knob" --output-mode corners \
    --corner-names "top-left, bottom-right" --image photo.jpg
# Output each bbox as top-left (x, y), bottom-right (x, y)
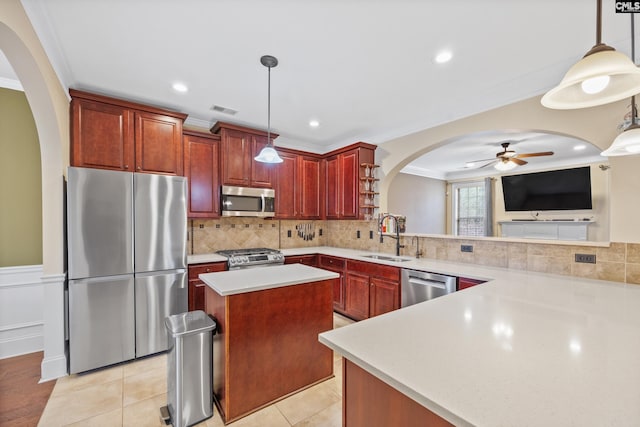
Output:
top-left (206, 268), bottom-right (211, 272)
top-left (124, 165), bottom-right (129, 169)
top-left (137, 166), bottom-right (141, 170)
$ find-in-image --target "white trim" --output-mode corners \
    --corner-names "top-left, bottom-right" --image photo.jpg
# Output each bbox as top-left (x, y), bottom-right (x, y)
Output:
top-left (0, 76), bottom-right (23, 91)
top-left (40, 273), bottom-right (67, 381)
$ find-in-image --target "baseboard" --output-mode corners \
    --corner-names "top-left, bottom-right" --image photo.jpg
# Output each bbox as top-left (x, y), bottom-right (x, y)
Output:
top-left (40, 354), bottom-right (67, 382)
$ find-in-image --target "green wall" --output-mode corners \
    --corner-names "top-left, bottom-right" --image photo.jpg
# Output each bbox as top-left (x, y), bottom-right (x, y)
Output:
top-left (0, 87), bottom-right (42, 267)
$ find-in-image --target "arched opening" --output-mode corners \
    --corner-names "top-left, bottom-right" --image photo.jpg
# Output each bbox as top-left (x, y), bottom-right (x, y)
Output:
top-left (0, 13), bottom-right (68, 381)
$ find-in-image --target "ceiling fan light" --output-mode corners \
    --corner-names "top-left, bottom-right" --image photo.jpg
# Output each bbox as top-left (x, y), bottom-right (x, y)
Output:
top-left (541, 49), bottom-right (640, 109)
top-left (494, 160), bottom-right (517, 171)
top-left (602, 125), bottom-right (640, 156)
top-left (254, 145), bottom-right (283, 163)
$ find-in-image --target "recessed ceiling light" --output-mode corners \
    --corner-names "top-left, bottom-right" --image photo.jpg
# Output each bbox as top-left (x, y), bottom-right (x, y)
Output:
top-left (309, 120), bottom-right (320, 128)
top-left (435, 50), bottom-right (452, 64)
top-left (172, 82), bottom-right (188, 93)
top-left (465, 162), bottom-right (475, 168)
top-left (574, 144), bottom-right (587, 151)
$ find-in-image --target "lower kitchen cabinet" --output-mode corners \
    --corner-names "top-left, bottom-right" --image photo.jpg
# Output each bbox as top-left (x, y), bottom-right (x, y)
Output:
top-left (284, 254), bottom-right (318, 267)
top-left (345, 271), bottom-right (370, 321)
top-left (457, 277), bottom-right (486, 291)
top-left (187, 262), bottom-right (226, 311)
top-left (318, 255), bottom-right (346, 311)
top-left (370, 276), bottom-right (400, 317)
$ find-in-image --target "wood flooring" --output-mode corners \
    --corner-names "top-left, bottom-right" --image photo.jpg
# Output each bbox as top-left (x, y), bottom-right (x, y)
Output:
top-left (0, 352), bottom-right (56, 427)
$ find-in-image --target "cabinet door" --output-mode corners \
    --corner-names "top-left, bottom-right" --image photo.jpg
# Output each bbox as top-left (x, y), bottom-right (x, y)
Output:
top-left (345, 271), bottom-right (370, 321)
top-left (370, 276), bottom-right (399, 317)
top-left (251, 135), bottom-right (274, 188)
top-left (299, 156), bottom-right (321, 219)
top-left (184, 133), bottom-right (220, 218)
top-left (71, 99), bottom-right (134, 171)
top-left (221, 129), bottom-right (251, 186)
top-left (274, 151), bottom-right (298, 218)
top-left (135, 112), bottom-right (184, 175)
top-left (188, 262), bottom-right (226, 311)
top-left (340, 150), bottom-right (359, 218)
top-left (325, 156), bottom-right (340, 219)
top-left (458, 277), bottom-right (486, 291)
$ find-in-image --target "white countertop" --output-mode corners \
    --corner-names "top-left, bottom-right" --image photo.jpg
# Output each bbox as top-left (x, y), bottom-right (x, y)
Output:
top-left (319, 263), bottom-right (640, 426)
top-left (199, 263), bottom-right (339, 296)
top-left (187, 253), bottom-right (227, 264)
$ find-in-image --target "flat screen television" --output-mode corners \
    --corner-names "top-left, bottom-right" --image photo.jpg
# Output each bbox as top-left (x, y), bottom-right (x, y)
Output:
top-left (501, 166), bottom-right (592, 211)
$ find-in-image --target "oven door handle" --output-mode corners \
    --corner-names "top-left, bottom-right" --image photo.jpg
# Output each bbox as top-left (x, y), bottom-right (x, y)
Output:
top-left (407, 277), bottom-right (447, 289)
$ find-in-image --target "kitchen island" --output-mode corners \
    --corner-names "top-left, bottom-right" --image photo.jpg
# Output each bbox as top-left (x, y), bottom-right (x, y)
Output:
top-left (200, 264), bottom-right (339, 424)
top-left (319, 268), bottom-right (640, 426)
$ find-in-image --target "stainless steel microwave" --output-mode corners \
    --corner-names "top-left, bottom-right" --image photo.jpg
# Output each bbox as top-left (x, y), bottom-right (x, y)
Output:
top-left (221, 185), bottom-right (276, 217)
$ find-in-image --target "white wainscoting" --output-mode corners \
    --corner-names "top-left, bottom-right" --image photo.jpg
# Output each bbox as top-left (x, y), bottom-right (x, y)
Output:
top-left (0, 265), bottom-right (44, 359)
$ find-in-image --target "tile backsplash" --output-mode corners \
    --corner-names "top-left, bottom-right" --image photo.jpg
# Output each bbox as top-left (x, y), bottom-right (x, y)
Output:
top-left (190, 218), bottom-right (640, 285)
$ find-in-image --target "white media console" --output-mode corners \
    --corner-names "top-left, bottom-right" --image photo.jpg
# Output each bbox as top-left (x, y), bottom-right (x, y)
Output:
top-left (498, 220), bottom-right (594, 241)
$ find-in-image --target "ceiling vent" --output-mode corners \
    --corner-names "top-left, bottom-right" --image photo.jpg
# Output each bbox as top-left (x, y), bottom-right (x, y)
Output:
top-left (211, 105), bottom-right (238, 115)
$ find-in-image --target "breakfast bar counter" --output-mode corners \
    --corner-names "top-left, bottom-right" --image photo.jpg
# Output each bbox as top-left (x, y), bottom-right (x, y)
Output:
top-left (319, 268), bottom-right (640, 426)
top-left (200, 264), bottom-right (339, 423)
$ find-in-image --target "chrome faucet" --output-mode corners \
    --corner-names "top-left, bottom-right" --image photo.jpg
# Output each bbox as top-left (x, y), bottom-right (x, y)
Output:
top-left (411, 235), bottom-right (422, 258)
top-left (378, 214), bottom-right (404, 256)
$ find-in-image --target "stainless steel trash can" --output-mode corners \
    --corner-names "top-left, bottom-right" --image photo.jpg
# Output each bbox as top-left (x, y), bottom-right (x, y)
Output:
top-left (163, 310), bottom-right (216, 427)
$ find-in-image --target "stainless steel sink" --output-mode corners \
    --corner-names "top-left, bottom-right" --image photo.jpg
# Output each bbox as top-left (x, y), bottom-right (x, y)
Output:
top-left (361, 254), bottom-right (412, 262)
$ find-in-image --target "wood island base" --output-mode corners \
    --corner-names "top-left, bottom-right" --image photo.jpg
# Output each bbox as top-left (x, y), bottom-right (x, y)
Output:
top-left (343, 360), bottom-right (453, 427)
top-left (204, 278), bottom-right (335, 424)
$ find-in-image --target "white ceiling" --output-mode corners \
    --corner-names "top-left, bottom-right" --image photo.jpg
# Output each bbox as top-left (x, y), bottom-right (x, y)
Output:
top-left (8, 0), bottom-right (634, 176)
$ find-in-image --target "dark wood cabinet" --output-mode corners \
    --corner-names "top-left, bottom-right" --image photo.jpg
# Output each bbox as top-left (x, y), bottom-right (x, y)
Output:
top-left (184, 130), bottom-right (221, 218)
top-left (345, 271), bottom-right (370, 321)
top-left (284, 254), bottom-right (318, 267)
top-left (319, 255), bottom-right (346, 311)
top-left (457, 277), bottom-right (486, 291)
top-left (70, 89), bottom-right (186, 175)
top-left (188, 262), bottom-right (226, 311)
top-left (273, 149), bottom-right (322, 219)
top-left (324, 142), bottom-right (376, 220)
top-left (212, 122), bottom-right (277, 188)
top-left (370, 276), bottom-right (400, 317)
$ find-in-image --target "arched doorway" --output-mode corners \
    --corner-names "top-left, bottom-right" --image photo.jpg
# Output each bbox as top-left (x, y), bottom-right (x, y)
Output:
top-left (0, 7), bottom-right (69, 380)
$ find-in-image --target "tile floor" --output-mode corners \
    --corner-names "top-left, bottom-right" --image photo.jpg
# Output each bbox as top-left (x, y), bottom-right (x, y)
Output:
top-left (38, 314), bottom-right (354, 427)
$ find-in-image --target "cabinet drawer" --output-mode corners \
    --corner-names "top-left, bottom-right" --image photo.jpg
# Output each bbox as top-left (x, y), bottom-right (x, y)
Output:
top-left (457, 277), bottom-right (486, 291)
top-left (347, 260), bottom-right (400, 281)
top-left (188, 262), bottom-right (226, 280)
top-left (285, 255), bottom-right (318, 267)
top-left (319, 255), bottom-right (346, 270)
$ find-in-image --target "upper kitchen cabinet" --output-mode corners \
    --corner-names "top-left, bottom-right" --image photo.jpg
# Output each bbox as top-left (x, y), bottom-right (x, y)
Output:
top-left (325, 142), bottom-right (376, 219)
top-left (211, 122), bottom-right (278, 188)
top-left (183, 130), bottom-right (221, 218)
top-left (273, 149), bottom-right (322, 219)
top-left (70, 90), bottom-right (187, 175)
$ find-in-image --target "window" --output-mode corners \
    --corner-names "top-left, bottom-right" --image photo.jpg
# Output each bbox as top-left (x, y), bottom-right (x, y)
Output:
top-left (452, 180), bottom-right (491, 236)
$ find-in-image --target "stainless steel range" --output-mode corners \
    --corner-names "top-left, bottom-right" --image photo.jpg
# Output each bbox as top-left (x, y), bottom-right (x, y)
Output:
top-left (217, 248), bottom-right (285, 270)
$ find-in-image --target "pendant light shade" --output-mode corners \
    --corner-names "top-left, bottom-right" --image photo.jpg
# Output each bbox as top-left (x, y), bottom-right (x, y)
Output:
top-left (255, 55), bottom-right (283, 164)
top-left (494, 159), bottom-right (518, 171)
top-left (542, 0), bottom-right (640, 110)
top-left (602, 13), bottom-right (640, 156)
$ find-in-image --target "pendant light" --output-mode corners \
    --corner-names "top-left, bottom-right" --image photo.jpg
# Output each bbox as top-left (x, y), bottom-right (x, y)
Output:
top-left (602, 14), bottom-right (640, 156)
top-left (541, 0), bottom-right (640, 110)
top-left (254, 55), bottom-right (283, 164)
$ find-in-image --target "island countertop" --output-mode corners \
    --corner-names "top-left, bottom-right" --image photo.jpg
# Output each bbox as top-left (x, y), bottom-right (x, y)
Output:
top-left (319, 270), bottom-right (640, 426)
top-left (199, 263), bottom-right (339, 296)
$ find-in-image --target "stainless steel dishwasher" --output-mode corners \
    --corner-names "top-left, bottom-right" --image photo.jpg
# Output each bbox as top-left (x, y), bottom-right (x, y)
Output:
top-left (401, 269), bottom-right (457, 307)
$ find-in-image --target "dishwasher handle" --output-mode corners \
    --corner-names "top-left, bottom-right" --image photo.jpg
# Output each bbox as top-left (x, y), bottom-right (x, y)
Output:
top-left (407, 276), bottom-right (447, 290)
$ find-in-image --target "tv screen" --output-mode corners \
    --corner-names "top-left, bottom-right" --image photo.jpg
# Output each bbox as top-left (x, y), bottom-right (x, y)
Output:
top-left (501, 166), bottom-right (592, 211)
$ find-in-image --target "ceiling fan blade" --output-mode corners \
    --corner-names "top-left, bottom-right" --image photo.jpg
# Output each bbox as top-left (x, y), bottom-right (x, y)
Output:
top-left (516, 151), bottom-right (554, 158)
top-left (511, 158), bottom-right (527, 165)
top-left (478, 160), bottom-right (498, 169)
top-left (468, 157), bottom-right (497, 163)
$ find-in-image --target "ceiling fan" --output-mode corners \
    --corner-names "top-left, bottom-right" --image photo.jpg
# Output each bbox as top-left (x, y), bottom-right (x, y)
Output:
top-left (469, 142), bottom-right (554, 171)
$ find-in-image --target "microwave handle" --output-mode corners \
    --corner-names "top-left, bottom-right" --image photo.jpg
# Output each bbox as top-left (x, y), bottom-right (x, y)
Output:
top-left (261, 194), bottom-right (265, 213)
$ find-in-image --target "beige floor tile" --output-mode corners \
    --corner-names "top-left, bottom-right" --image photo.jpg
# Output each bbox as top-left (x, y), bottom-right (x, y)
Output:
top-left (51, 364), bottom-right (123, 396)
top-left (224, 405), bottom-right (291, 427)
top-left (292, 401), bottom-right (341, 427)
top-left (67, 408), bottom-right (123, 427)
top-left (332, 313), bottom-right (354, 329)
top-left (123, 354), bottom-right (167, 378)
top-left (123, 365), bottom-right (166, 406)
top-left (122, 393), bottom-right (167, 427)
top-left (275, 380), bottom-right (341, 426)
top-left (38, 379), bottom-right (122, 426)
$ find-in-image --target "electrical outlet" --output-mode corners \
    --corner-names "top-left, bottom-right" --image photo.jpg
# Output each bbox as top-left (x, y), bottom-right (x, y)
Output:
top-left (199, 224), bottom-right (204, 229)
top-left (461, 245), bottom-right (473, 253)
top-left (319, 228), bottom-right (323, 236)
top-left (356, 230), bottom-right (361, 238)
top-left (287, 230), bottom-right (291, 238)
top-left (369, 230), bottom-right (374, 239)
top-left (575, 254), bottom-right (596, 264)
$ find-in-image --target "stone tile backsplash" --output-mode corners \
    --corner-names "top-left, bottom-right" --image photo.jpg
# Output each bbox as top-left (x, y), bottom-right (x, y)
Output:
top-left (190, 218), bottom-right (640, 285)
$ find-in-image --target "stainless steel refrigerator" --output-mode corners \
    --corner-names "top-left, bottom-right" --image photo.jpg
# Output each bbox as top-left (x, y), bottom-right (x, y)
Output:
top-left (67, 166), bottom-right (188, 374)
